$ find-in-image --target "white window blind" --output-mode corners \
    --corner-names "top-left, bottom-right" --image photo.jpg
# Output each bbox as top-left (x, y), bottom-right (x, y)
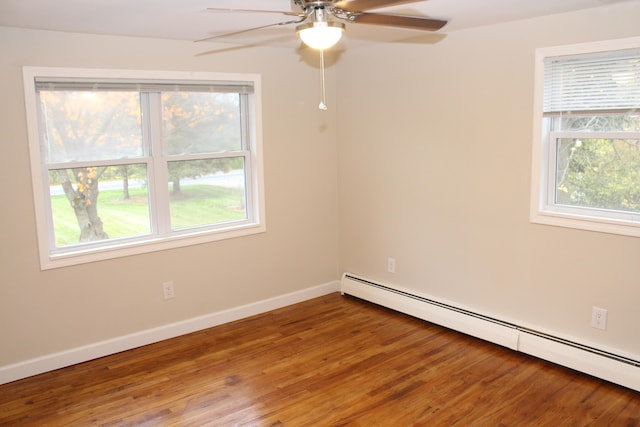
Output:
top-left (543, 48), bottom-right (640, 115)
top-left (34, 78), bottom-right (254, 94)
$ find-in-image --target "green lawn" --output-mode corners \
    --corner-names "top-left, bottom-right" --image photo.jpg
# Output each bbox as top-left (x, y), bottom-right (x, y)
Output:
top-left (51, 185), bottom-right (246, 246)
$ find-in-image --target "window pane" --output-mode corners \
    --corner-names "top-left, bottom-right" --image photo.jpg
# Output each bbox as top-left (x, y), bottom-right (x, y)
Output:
top-left (556, 114), bottom-right (640, 132)
top-left (168, 158), bottom-right (247, 230)
top-left (39, 91), bottom-right (143, 163)
top-left (162, 92), bottom-right (242, 155)
top-left (555, 138), bottom-right (640, 212)
top-left (49, 165), bottom-right (151, 247)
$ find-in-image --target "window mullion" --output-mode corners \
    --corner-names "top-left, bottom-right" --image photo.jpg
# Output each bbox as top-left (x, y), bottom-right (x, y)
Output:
top-left (239, 93), bottom-right (254, 221)
top-left (47, 158), bottom-right (145, 170)
top-left (550, 130), bottom-right (640, 139)
top-left (145, 92), bottom-right (171, 235)
top-left (165, 151), bottom-right (248, 162)
top-left (547, 131), bottom-right (561, 209)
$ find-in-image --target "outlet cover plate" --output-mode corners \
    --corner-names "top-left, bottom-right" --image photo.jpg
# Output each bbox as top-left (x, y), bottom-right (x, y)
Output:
top-left (591, 307), bottom-right (607, 330)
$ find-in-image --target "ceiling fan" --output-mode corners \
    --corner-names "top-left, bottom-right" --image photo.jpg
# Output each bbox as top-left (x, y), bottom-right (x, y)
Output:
top-left (202, 0), bottom-right (448, 49)
top-left (200, 0), bottom-right (448, 109)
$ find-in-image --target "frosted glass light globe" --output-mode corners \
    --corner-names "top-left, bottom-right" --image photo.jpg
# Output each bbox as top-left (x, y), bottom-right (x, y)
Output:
top-left (297, 21), bottom-right (344, 50)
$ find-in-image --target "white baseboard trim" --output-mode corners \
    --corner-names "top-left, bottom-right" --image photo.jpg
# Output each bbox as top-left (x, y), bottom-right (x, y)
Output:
top-left (0, 280), bottom-right (339, 385)
top-left (340, 273), bottom-right (640, 392)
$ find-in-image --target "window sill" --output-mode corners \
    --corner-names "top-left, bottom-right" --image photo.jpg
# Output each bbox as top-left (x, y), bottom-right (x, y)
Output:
top-left (530, 209), bottom-right (640, 238)
top-left (41, 223), bottom-right (266, 270)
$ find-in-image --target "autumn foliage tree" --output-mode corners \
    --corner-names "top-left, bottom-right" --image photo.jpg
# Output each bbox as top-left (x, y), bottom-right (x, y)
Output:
top-left (162, 92), bottom-right (242, 194)
top-left (40, 90), bottom-right (142, 243)
top-left (40, 89), bottom-right (242, 244)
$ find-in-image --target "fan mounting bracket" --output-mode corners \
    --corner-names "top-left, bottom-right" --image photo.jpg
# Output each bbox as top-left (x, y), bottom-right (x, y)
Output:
top-left (294, 0), bottom-right (361, 22)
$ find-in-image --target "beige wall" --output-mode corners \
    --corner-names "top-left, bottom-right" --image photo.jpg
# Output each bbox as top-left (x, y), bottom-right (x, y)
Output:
top-left (337, 2), bottom-right (640, 358)
top-left (0, 27), bottom-right (340, 367)
top-left (2, 1), bottom-right (640, 373)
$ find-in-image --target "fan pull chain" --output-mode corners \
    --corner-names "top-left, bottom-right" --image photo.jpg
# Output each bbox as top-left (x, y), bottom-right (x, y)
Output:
top-left (319, 49), bottom-right (328, 111)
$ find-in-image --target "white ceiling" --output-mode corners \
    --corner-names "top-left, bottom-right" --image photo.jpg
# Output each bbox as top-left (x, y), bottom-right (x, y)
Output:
top-left (0, 0), bottom-right (634, 49)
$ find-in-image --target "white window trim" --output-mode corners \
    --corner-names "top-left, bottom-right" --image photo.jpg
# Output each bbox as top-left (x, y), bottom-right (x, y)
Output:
top-left (23, 67), bottom-right (266, 269)
top-left (530, 36), bottom-right (640, 238)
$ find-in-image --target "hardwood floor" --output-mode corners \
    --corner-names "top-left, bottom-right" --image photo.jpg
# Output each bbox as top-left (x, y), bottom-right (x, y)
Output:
top-left (1, 293), bottom-right (638, 426)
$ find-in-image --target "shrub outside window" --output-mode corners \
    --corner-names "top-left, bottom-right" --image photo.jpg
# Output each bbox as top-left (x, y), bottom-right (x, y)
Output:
top-left (530, 37), bottom-right (640, 237)
top-left (23, 67), bottom-right (265, 269)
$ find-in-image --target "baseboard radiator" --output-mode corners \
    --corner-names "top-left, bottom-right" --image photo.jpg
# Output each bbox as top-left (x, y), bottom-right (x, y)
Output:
top-left (340, 273), bottom-right (639, 392)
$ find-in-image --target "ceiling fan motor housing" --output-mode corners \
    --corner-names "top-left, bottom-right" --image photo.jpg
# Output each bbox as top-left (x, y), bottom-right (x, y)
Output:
top-left (296, 0), bottom-right (340, 9)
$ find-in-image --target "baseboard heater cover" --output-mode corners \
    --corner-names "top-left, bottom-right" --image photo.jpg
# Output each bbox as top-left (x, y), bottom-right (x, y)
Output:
top-left (340, 273), bottom-right (639, 392)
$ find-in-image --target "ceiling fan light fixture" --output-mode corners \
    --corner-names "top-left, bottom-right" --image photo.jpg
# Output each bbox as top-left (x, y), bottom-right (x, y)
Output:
top-left (296, 21), bottom-right (345, 50)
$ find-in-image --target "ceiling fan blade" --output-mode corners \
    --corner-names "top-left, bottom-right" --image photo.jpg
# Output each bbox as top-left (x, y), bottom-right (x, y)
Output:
top-left (334, 0), bottom-right (422, 12)
top-left (351, 12), bottom-right (447, 31)
top-left (206, 7), bottom-right (305, 17)
top-left (195, 17), bottom-right (306, 43)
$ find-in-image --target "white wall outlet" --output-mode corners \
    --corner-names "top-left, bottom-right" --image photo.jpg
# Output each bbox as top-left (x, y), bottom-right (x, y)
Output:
top-left (591, 306), bottom-right (607, 330)
top-left (162, 281), bottom-right (175, 300)
top-left (387, 257), bottom-right (396, 273)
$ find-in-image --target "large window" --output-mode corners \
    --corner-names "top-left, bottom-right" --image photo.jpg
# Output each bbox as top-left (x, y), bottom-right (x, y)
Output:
top-left (23, 68), bottom-right (265, 269)
top-left (531, 37), bottom-right (640, 237)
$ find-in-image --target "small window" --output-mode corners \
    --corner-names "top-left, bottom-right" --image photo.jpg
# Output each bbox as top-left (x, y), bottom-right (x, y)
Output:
top-left (531, 37), bottom-right (640, 237)
top-left (23, 68), bottom-right (265, 269)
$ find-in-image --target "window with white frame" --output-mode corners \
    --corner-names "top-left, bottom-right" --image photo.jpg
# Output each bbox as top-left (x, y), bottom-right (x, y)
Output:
top-left (531, 37), bottom-right (640, 237)
top-left (23, 67), bottom-right (265, 269)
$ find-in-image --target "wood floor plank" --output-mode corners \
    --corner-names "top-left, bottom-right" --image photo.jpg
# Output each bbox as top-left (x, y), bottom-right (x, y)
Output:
top-left (0, 293), bottom-right (638, 426)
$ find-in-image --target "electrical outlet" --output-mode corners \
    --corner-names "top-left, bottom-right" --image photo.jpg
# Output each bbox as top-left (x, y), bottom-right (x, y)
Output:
top-left (591, 306), bottom-right (607, 330)
top-left (387, 257), bottom-right (396, 273)
top-left (163, 281), bottom-right (175, 300)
